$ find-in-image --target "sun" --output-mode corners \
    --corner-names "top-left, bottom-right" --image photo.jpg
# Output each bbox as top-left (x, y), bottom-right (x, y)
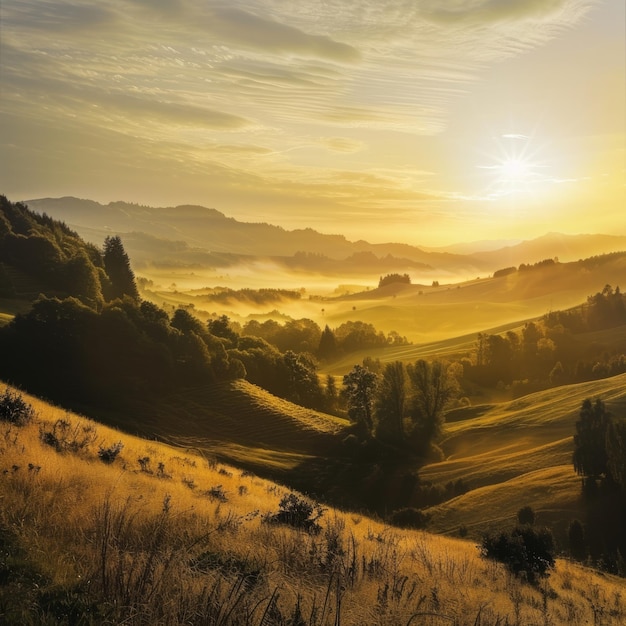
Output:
top-left (498, 157), bottom-right (532, 182)
top-left (478, 133), bottom-right (547, 197)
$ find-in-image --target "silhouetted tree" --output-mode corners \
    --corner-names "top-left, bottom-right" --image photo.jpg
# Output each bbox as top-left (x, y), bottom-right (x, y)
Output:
top-left (378, 273), bottom-right (411, 288)
top-left (318, 325), bottom-right (338, 360)
top-left (282, 350), bottom-right (324, 409)
top-left (568, 519), bottom-right (587, 561)
top-left (375, 361), bottom-right (407, 445)
top-left (406, 359), bottom-right (458, 453)
top-left (325, 374), bottom-right (339, 413)
top-left (103, 235), bottom-right (138, 300)
top-left (606, 419), bottom-right (626, 493)
top-left (208, 314), bottom-right (238, 345)
top-left (573, 398), bottom-right (612, 484)
top-left (517, 506), bottom-right (535, 525)
top-left (481, 526), bottom-right (555, 584)
top-left (343, 365), bottom-right (379, 437)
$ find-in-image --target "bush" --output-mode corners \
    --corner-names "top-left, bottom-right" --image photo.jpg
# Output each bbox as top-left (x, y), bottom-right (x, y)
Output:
top-left (388, 507), bottom-right (430, 530)
top-left (97, 441), bottom-right (123, 464)
top-left (0, 389), bottom-right (36, 426)
top-left (481, 526), bottom-right (555, 584)
top-left (264, 493), bottom-right (324, 533)
top-left (517, 505), bottom-right (535, 525)
top-left (40, 419), bottom-right (97, 453)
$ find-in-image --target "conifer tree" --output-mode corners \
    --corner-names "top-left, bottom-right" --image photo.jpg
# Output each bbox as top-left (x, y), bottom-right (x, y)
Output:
top-left (103, 235), bottom-right (139, 300)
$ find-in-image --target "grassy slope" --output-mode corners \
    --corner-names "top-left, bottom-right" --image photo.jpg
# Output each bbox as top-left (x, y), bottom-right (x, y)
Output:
top-left (1, 381), bottom-right (624, 625)
top-left (422, 373), bottom-right (626, 536)
top-left (99, 379), bottom-right (349, 474)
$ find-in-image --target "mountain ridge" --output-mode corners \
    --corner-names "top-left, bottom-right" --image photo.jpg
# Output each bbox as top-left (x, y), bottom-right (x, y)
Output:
top-left (23, 196), bottom-right (626, 276)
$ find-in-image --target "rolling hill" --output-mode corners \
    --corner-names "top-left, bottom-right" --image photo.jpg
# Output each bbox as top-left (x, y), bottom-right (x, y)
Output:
top-left (1, 381), bottom-right (625, 625)
top-left (421, 373), bottom-right (626, 538)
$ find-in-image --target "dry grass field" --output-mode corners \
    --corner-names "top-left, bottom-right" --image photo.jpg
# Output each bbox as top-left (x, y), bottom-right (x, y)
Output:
top-left (1, 382), bottom-right (625, 625)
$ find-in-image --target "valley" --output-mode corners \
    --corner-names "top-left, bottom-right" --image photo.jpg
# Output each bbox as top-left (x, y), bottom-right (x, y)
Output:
top-left (1, 195), bottom-right (626, 624)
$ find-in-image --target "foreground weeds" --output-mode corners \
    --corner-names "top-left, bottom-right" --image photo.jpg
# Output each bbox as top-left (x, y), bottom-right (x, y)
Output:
top-left (0, 383), bottom-right (625, 625)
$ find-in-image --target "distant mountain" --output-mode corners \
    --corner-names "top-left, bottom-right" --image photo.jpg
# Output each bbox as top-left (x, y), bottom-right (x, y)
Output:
top-left (23, 197), bottom-right (626, 275)
top-left (468, 232), bottom-right (626, 269)
top-left (24, 196), bottom-right (487, 273)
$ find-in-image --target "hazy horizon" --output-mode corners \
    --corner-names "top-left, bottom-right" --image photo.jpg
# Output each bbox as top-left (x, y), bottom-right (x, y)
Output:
top-left (1, 0), bottom-right (625, 247)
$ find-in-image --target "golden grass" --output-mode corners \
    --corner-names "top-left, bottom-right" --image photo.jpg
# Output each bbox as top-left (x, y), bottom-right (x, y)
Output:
top-left (1, 382), bottom-right (625, 625)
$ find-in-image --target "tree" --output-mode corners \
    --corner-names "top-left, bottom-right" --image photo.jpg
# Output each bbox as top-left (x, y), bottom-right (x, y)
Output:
top-left (342, 365), bottom-right (379, 437)
top-left (378, 273), bottom-right (411, 288)
top-left (325, 374), bottom-right (339, 412)
top-left (208, 314), bottom-right (238, 345)
top-left (282, 350), bottom-right (324, 409)
top-left (481, 526), bottom-right (555, 584)
top-left (517, 506), bottom-right (535, 525)
top-left (103, 236), bottom-right (139, 300)
top-left (375, 361), bottom-right (407, 445)
top-left (573, 398), bottom-right (612, 483)
top-left (406, 359), bottom-right (458, 453)
top-left (568, 519), bottom-right (586, 561)
top-left (318, 324), bottom-right (338, 360)
top-left (606, 419), bottom-right (626, 493)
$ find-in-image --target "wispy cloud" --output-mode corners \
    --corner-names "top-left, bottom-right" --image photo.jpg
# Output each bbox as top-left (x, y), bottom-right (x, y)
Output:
top-left (0, 0), bottom-right (603, 240)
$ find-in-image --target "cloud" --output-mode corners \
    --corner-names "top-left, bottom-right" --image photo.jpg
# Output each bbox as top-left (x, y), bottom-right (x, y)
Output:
top-left (0, 0), bottom-right (603, 229)
top-left (417, 0), bottom-right (589, 24)
top-left (203, 7), bottom-right (360, 62)
top-left (321, 138), bottom-right (365, 153)
top-left (4, 0), bottom-right (116, 32)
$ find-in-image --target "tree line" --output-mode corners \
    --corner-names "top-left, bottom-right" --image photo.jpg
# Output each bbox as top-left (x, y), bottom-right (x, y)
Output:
top-left (341, 359), bottom-right (460, 456)
top-left (461, 285), bottom-right (626, 395)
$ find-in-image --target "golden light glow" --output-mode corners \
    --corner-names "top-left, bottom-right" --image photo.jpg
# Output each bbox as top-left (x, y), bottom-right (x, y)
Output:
top-left (0, 0), bottom-right (624, 245)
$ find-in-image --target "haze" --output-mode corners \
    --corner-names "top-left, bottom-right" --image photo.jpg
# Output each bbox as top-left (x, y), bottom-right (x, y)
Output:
top-left (1, 0), bottom-right (624, 246)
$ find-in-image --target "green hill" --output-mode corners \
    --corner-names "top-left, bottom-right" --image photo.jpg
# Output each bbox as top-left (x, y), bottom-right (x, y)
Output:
top-left (106, 379), bottom-right (349, 473)
top-left (421, 373), bottom-right (626, 537)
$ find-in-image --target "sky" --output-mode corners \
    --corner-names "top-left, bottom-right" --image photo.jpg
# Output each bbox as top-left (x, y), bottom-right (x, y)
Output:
top-left (1, 0), bottom-right (624, 246)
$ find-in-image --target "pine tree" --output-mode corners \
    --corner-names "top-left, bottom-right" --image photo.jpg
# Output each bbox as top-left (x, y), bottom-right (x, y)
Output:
top-left (103, 236), bottom-right (139, 301)
top-left (573, 398), bottom-right (611, 482)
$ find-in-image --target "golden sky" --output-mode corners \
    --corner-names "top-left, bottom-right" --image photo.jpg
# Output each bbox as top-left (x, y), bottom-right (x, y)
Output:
top-left (1, 0), bottom-right (624, 246)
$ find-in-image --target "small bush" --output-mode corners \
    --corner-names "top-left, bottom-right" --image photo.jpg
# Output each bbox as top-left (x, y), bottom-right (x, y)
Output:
top-left (0, 389), bottom-right (36, 426)
top-left (517, 505), bottom-right (536, 525)
top-left (97, 442), bottom-right (123, 464)
top-left (388, 507), bottom-right (430, 530)
top-left (205, 485), bottom-right (228, 502)
top-left (481, 525), bottom-right (555, 584)
top-left (264, 493), bottom-right (324, 533)
top-left (40, 419), bottom-right (97, 453)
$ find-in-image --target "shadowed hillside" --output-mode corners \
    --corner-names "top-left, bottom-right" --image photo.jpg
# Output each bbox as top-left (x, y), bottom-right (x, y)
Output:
top-left (421, 373), bottom-right (626, 537)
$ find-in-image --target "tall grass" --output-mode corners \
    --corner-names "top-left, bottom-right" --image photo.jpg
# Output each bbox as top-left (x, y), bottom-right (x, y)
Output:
top-left (0, 383), bottom-right (624, 625)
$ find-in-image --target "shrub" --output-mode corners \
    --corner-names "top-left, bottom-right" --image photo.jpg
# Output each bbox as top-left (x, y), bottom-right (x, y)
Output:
top-left (97, 441), bottom-right (123, 464)
top-left (481, 526), bottom-right (555, 584)
top-left (264, 493), bottom-right (324, 533)
top-left (0, 389), bottom-right (36, 426)
top-left (40, 419), bottom-right (97, 453)
top-left (517, 505), bottom-right (536, 525)
top-left (388, 507), bottom-right (430, 530)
